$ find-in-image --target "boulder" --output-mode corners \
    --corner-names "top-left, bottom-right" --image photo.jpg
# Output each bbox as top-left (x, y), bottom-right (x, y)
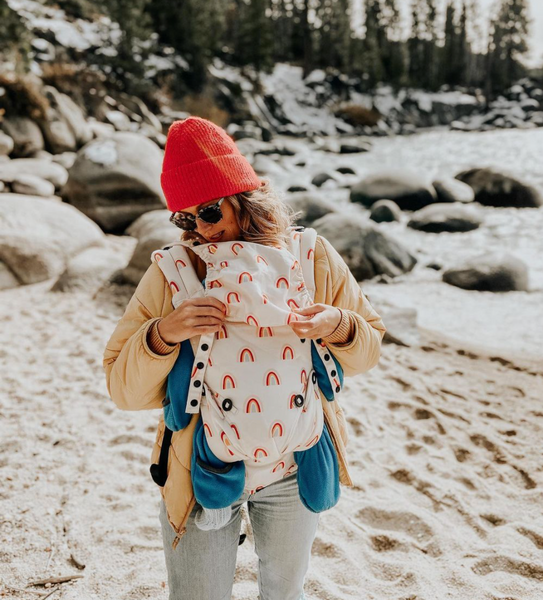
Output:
top-left (284, 193), bottom-right (337, 227)
top-left (0, 159), bottom-right (68, 190)
top-left (443, 253), bottom-right (529, 292)
top-left (62, 133), bottom-right (166, 233)
top-left (53, 152), bottom-right (77, 170)
top-left (369, 199), bottom-right (402, 223)
top-left (40, 86), bottom-right (93, 153)
top-left (0, 194), bottom-right (104, 287)
top-left (350, 169), bottom-right (437, 211)
top-left (0, 132), bottom-right (14, 157)
top-left (312, 213), bottom-right (417, 281)
top-left (337, 166), bottom-right (356, 175)
top-left (105, 110), bottom-right (132, 131)
top-left (2, 117), bottom-right (45, 158)
top-left (433, 179), bottom-right (475, 204)
top-left (407, 203), bottom-right (482, 233)
top-left (287, 185), bottom-right (308, 193)
top-left (456, 168), bottom-right (542, 208)
top-left (339, 142), bottom-right (371, 154)
top-left (117, 229), bottom-right (177, 285)
top-left (11, 174), bottom-right (56, 197)
top-left (380, 305), bottom-right (420, 347)
top-left (125, 209), bottom-right (178, 239)
top-left (52, 245), bottom-right (128, 293)
top-left (312, 173), bottom-right (336, 187)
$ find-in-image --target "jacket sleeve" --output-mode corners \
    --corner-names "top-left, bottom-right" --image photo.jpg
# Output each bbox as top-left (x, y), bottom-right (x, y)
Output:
top-left (103, 261), bottom-right (181, 411)
top-left (314, 235), bottom-right (386, 377)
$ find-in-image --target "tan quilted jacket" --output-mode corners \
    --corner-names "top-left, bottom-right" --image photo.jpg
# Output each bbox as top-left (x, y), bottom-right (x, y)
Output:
top-left (103, 235), bottom-right (386, 547)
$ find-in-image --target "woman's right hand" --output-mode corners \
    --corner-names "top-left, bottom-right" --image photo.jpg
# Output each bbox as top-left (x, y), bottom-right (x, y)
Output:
top-left (157, 297), bottom-right (227, 344)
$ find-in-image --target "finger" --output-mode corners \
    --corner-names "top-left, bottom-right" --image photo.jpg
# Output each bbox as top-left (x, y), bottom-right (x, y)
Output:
top-left (292, 304), bottom-right (324, 314)
top-left (191, 297), bottom-right (227, 313)
top-left (194, 316), bottom-right (224, 326)
top-left (193, 306), bottom-right (226, 320)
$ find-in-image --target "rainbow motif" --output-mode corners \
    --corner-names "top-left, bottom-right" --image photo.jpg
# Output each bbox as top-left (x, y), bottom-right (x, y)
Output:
top-left (258, 327), bottom-right (273, 338)
top-left (231, 242), bottom-right (244, 255)
top-left (209, 279), bottom-right (223, 288)
top-left (276, 277), bottom-right (289, 289)
top-left (154, 252), bottom-right (163, 261)
top-left (289, 394), bottom-right (297, 409)
top-left (297, 282), bottom-right (306, 292)
top-left (287, 299), bottom-right (300, 310)
top-left (226, 291), bottom-right (241, 303)
top-left (230, 424), bottom-right (241, 439)
top-left (220, 260), bottom-right (228, 268)
top-left (246, 315), bottom-right (259, 327)
top-left (175, 259), bottom-right (186, 268)
top-left (191, 365), bottom-right (198, 378)
top-left (246, 398), bottom-right (262, 413)
top-left (293, 232), bottom-right (301, 240)
top-left (291, 259), bottom-right (300, 270)
top-left (203, 423), bottom-right (213, 437)
top-left (273, 461), bottom-right (285, 473)
top-left (255, 485), bottom-right (264, 492)
top-left (208, 244), bottom-right (218, 254)
top-left (216, 325), bottom-right (228, 339)
top-left (239, 348), bottom-right (255, 362)
top-left (271, 422), bottom-right (284, 438)
top-left (221, 432), bottom-right (234, 456)
top-left (307, 248), bottom-right (314, 260)
top-left (265, 371), bottom-right (280, 386)
top-left (208, 357), bottom-right (213, 366)
top-left (222, 374), bottom-right (236, 389)
top-left (286, 312), bottom-right (299, 324)
top-left (262, 294), bottom-right (269, 304)
top-left (301, 370), bottom-right (307, 385)
top-left (306, 435), bottom-right (319, 447)
top-left (255, 255), bottom-right (268, 266)
top-left (207, 262), bottom-right (214, 269)
top-left (282, 345), bottom-right (294, 360)
top-left (238, 271), bottom-right (253, 283)
top-left (170, 281), bottom-right (179, 294)
top-left (253, 447), bottom-right (268, 460)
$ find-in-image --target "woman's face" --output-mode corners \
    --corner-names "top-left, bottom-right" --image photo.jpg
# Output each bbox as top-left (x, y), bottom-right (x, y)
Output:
top-left (183, 197), bottom-right (241, 243)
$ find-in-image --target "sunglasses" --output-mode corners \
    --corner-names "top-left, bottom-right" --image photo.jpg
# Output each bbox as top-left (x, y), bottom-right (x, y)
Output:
top-left (169, 197), bottom-right (225, 231)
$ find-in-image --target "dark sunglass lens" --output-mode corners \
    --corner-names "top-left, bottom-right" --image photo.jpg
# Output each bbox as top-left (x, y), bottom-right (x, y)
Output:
top-left (198, 206), bottom-right (222, 224)
top-left (171, 214), bottom-right (196, 230)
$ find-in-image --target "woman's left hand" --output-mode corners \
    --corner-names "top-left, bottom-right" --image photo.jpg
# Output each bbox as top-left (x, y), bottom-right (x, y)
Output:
top-left (288, 304), bottom-right (342, 340)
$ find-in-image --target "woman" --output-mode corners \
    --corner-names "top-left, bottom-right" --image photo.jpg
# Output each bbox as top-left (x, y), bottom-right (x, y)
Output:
top-left (103, 116), bottom-right (386, 600)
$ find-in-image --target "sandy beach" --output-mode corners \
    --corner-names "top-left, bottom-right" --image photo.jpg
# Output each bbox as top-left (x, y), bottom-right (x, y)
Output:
top-left (1, 128), bottom-right (543, 599)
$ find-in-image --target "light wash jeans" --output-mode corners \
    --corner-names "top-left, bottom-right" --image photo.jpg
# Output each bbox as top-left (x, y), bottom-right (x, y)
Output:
top-left (159, 472), bottom-right (319, 600)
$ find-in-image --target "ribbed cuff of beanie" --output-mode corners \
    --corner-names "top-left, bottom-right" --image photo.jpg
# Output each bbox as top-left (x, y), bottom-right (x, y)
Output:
top-left (323, 308), bottom-right (353, 345)
top-left (146, 319), bottom-right (179, 355)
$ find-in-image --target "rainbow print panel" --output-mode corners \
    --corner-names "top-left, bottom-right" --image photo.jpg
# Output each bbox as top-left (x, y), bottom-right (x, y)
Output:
top-left (282, 345), bottom-right (294, 360)
top-left (270, 422), bottom-right (284, 438)
top-left (258, 326), bottom-right (273, 338)
top-left (265, 371), bottom-right (281, 386)
top-left (222, 374), bottom-right (236, 389)
top-left (238, 347), bottom-right (255, 362)
top-left (246, 397), bottom-right (262, 413)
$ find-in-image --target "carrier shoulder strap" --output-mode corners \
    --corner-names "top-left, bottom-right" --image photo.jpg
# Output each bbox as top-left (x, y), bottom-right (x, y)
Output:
top-left (151, 242), bottom-right (205, 308)
top-left (288, 226), bottom-right (318, 301)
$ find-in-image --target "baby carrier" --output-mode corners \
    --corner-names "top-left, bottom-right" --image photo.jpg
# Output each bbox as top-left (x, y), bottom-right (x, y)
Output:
top-left (150, 226), bottom-right (344, 514)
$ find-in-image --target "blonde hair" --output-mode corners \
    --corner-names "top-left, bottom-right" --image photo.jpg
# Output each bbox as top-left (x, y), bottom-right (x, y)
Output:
top-left (180, 180), bottom-right (301, 249)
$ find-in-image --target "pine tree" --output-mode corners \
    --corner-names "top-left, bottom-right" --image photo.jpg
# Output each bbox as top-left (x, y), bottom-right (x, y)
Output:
top-left (488, 0), bottom-right (530, 93)
top-left (0, 3), bottom-right (31, 71)
top-left (235, 0), bottom-right (274, 73)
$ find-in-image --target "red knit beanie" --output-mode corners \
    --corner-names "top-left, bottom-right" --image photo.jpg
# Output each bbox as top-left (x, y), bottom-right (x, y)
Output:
top-left (161, 117), bottom-right (262, 212)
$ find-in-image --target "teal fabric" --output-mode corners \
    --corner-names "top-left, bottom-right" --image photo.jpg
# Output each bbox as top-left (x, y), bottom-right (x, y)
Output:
top-left (163, 339), bottom-right (194, 432)
top-left (191, 418), bottom-right (245, 509)
top-left (311, 341), bottom-right (344, 401)
top-left (294, 421), bottom-right (341, 513)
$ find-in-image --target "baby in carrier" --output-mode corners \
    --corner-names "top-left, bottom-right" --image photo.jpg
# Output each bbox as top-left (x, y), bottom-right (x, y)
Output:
top-left (152, 226), bottom-right (344, 530)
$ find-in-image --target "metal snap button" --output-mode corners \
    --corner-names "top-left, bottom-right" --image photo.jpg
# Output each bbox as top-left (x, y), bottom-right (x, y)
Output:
top-left (324, 353), bottom-right (330, 361)
top-left (190, 399), bottom-right (198, 407)
top-left (196, 362), bottom-right (204, 369)
top-left (294, 394), bottom-right (304, 408)
top-left (222, 398), bottom-right (233, 411)
top-left (316, 338), bottom-right (322, 344)
top-left (194, 380), bottom-right (201, 388)
top-left (311, 372), bottom-right (317, 384)
top-left (331, 370), bottom-right (337, 377)
top-left (201, 344), bottom-right (209, 351)
top-left (335, 386), bottom-right (340, 393)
